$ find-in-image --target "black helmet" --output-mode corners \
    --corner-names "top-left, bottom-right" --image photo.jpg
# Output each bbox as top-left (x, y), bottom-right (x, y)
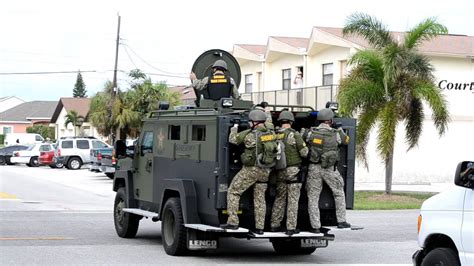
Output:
top-left (277, 111), bottom-right (294, 122)
top-left (249, 109), bottom-right (267, 122)
top-left (317, 108), bottom-right (335, 121)
top-left (212, 60), bottom-right (228, 71)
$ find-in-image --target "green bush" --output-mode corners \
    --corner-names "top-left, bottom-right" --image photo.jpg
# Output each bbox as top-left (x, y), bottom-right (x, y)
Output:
top-left (26, 125), bottom-right (55, 140)
top-left (0, 134), bottom-right (4, 144)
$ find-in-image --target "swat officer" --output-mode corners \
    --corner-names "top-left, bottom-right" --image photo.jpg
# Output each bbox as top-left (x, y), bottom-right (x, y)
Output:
top-left (190, 60), bottom-right (239, 100)
top-left (305, 108), bottom-right (351, 233)
top-left (270, 111), bottom-right (308, 235)
top-left (221, 109), bottom-right (277, 235)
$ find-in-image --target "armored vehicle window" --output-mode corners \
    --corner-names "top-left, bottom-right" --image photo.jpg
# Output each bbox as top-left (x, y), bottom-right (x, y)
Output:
top-left (77, 140), bottom-right (90, 149)
top-left (61, 140), bottom-right (73, 149)
top-left (192, 125), bottom-right (206, 141)
top-left (168, 125), bottom-right (180, 140)
top-left (141, 131), bottom-right (153, 153)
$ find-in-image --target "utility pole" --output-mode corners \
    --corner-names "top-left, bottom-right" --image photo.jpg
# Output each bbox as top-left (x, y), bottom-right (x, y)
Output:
top-left (110, 14), bottom-right (121, 143)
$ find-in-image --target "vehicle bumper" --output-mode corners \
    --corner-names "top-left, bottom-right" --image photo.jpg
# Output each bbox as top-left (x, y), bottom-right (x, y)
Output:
top-left (100, 165), bottom-right (115, 174)
top-left (412, 249), bottom-right (425, 266)
top-left (10, 157), bottom-right (30, 164)
top-left (54, 156), bottom-right (67, 164)
top-left (89, 163), bottom-right (101, 172)
top-left (39, 157), bottom-right (53, 165)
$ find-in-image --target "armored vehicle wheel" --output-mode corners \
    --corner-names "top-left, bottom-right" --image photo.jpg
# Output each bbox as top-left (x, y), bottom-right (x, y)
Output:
top-left (114, 187), bottom-right (140, 238)
top-left (106, 173), bottom-right (115, 179)
top-left (29, 156), bottom-right (39, 167)
top-left (421, 248), bottom-right (460, 266)
top-left (67, 157), bottom-right (82, 170)
top-left (162, 197), bottom-right (188, 256)
top-left (271, 238), bottom-right (317, 255)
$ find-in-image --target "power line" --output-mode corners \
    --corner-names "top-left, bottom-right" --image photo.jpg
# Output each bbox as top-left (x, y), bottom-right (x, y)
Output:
top-left (122, 45), bottom-right (139, 70)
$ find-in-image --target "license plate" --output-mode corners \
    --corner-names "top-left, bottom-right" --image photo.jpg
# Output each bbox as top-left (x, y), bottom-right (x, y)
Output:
top-left (300, 238), bottom-right (328, 248)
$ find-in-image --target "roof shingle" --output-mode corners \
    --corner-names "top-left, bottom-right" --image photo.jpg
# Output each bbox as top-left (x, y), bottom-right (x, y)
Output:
top-left (0, 101), bottom-right (58, 122)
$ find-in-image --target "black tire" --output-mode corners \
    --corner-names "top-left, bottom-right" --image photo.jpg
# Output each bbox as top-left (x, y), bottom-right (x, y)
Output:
top-left (422, 248), bottom-right (460, 266)
top-left (106, 173), bottom-right (115, 179)
top-left (49, 164), bottom-right (56, 168)
top-left (114, 187), bottom-right (140, 238)
top-left (29, 156), bottom-right (39, 167)
top-left (67, 157), bottom-right (82, 170)
top-left (162, 197), bottom-right (188, 256)
top-left (272, 238), bottom-right (317, 255)
top-left (26, 163), bottom-right (32, 167)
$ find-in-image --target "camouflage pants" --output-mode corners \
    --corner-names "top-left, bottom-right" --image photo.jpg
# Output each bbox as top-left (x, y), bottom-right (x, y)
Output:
top-left (226, 166), bottom-right (271, 229)
top-left (270, 166), bottom-right (301, 230)
top-left (306, 164), bottom-right (346, 229)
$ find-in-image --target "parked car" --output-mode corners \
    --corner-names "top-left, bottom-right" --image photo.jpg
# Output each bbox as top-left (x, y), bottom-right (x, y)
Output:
top-left (413, 161), bottom-right (473, 266)
top-left (54, 137), bottom-right (110, 170)
top-left (89, 147), bottom-right (113, 173)
top-left (10, 143), bottom-right (55, 167)
top-left (0, 145), bottom-right (29, 165)
top-left (98, 149), bottom-right (115, 179)
top-left (4, 133), bottom-right (44, 146)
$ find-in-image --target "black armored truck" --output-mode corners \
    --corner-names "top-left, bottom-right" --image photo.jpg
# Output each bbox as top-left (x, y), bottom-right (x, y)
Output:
top-left (112, 50), bottom-right (357, 256)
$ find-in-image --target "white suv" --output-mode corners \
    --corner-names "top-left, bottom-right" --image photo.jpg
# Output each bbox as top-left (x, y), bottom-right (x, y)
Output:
top-left (54, 137), bottom-right (110, 170)
top-left (413, 161), bottom-right (473, 266)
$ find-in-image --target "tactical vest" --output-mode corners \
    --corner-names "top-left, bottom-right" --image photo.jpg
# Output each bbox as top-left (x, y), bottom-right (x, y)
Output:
top-left (240, 128), bottom-right (278, 168)
top-left (307, 127), bottom-right (339, 168)
top-left (276, 128), bottom-right (302, 167)
top-left (206, 73), bottom-right (232, 100)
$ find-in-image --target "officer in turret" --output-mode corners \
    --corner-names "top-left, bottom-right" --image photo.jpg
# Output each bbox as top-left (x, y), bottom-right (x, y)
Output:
top-left (270, 111), bottom-right (308, 235)
top-left (221, 109), bottom-right (278, 235)
top-left (190, 60), bottom-right (239, 100)
top-left (305, 108), bottom-right (351, 233)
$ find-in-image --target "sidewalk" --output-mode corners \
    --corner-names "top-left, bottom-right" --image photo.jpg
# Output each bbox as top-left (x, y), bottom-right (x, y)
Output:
top-left (355, 182), bottom-right (454, 193)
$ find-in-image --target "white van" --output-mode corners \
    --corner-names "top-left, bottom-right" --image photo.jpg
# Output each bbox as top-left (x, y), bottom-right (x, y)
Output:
top-left (413, 161), bottom-right (473, 266)
top-left (4, 133), bottom-right (44, 146)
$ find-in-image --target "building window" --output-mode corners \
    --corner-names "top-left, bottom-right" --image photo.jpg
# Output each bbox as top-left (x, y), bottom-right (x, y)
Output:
top-left (192, 125), bottom-right (206, 141)
top-left (168, 125), bottom-right (181, 140)
top-left (282, 69), bottom-right (291, 90)
top-left (77, 140), bottom-right (90, 149)
top-left (141, 131), bottom-right (154, 153)
top-left (245, 74), bottom-right (253, 93)
top-left (2, 126), bottom-right (13, 134)
top-left (322, 63), bottom-right (333, 86)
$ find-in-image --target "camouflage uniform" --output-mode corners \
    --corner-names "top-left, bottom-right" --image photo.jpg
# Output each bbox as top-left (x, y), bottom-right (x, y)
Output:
top-left (226, 125), bottom-right (273, 229)
top-left (192, 70), bottom-right (240, 99)
top-left (270, 128), bottom-right (308, 231)
top-left (306, 123), bottom-right (349, 229)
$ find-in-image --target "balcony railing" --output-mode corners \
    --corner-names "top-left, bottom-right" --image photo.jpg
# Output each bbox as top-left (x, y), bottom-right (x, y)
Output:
top-left (240, 85), bottom-right (339, 110)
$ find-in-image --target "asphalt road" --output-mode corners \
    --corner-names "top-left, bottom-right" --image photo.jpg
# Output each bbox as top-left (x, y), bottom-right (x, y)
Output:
top-left (0, 165), bottom-right (420, 264)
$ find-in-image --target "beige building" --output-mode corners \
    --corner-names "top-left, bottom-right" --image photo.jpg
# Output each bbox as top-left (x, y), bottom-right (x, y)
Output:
top-left (233, 27), bottom-right (474, 184)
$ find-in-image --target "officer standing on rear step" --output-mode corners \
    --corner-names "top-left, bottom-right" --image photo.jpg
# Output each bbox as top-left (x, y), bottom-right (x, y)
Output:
top-left (305, 108), bottom-right (351, 233)
top-left (221, 109), bottom-right (278, 235)
top-left (190, 60), bottom-right (240, 100)
top-left (270, 111), bottom-right (308, 236)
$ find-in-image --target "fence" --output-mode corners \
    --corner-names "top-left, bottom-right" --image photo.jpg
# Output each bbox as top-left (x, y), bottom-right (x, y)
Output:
top-left (240, 85), bottom-right (339, 110)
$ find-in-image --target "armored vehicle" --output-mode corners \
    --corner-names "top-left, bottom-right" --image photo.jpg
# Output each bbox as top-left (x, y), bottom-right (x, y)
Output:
top-left (112, 50), bottom-right (357, 256)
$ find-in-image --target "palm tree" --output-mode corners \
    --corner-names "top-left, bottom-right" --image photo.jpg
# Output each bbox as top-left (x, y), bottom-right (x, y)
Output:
top-left (64, 110), bottom-right (85, 137)
top-left (338, 13), bottom-right (450, 194)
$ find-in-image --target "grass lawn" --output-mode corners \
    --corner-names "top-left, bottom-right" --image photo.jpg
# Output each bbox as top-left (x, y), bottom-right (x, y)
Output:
top-left (354, 191), bottom-right (436, 210)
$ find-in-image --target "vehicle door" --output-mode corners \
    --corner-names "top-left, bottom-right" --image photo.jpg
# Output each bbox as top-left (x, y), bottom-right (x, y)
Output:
top-left (135, 125), bottom-right (155, 202)
top-left (76, 139), bottom-right (91, 163)
top-left (462, 188), bottom-right (473, 265)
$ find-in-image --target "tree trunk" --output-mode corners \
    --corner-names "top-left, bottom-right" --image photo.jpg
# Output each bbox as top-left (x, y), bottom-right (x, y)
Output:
top-left (385, 149), bottom-right (394, 194)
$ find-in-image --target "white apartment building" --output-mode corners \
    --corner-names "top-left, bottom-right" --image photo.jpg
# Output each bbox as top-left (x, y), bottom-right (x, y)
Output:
top-left (232, 27), bottom-right (474, 184)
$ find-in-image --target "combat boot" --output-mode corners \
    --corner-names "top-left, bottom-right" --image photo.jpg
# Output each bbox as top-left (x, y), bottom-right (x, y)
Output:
top-left (220, 224), bottom-right (239, 230)
top-left (285, 229), bottom-right (299, 236)
top-left (337, 222), bottom-right (351, 229)
top-left (253, 229), bottom-right (264, 235)
top-left (269, 227), bottom-right (281, 232)
top-left (309, 227), bottom-right (321, 233)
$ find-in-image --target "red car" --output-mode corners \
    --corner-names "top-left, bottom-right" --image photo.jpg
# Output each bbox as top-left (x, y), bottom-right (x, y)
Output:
top-left (39, 150), bottom-right (64, 168)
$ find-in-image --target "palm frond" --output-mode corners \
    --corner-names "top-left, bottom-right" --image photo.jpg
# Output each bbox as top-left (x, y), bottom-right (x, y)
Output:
top-left (347, 50), bottom-right (385, 83)
top-left (403, 52), bottom-right (435, 81)
top-left (404, 17), bottom-right (448, 49)
top-left (413, 82), bottom-right (450, 135)
top-left (338, 78), bottom-right (385, 116)
top-left (343, 12), bottom-right (394, 49)
top-left (356, 107), bottom-right (381, 169)
top-left (405, 98), bottom-right (424, 150)
top-left (376, 102), bottom-right (398, 163)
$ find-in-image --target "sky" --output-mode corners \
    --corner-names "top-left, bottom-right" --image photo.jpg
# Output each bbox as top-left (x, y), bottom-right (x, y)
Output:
top-left (0, 0), bottom-right (473, 101)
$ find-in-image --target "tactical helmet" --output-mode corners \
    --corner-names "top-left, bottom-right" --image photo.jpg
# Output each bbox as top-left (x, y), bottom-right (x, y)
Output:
top-left (278, 111), bottom-right (294, 122)
top-left (317, 108), bottom-right (335, 121)
top-left (249, 109), bottom-right (267, 122)
top-left (212, 60), bottom-right (228, 71)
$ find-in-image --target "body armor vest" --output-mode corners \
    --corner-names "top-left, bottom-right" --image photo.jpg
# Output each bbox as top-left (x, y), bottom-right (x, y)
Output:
top-left (206, 73), bottom-right (232, 100)
top-left (307, 127), bottom-right (339, 168)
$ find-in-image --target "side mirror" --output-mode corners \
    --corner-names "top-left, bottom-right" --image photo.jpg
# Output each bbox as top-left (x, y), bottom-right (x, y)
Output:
top-left (454, 161), bottom-right (474, 189)
top-left (114, 140), bottom-right (127, 158)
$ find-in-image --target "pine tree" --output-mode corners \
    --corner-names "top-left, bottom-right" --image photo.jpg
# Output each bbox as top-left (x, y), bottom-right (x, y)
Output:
top-left (73, 71), bottom-right (87, 98)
